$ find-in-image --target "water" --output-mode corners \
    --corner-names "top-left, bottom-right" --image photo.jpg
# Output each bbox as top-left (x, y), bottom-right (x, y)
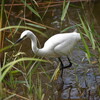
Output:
top-left (4, 1), bottom-right (100, 100)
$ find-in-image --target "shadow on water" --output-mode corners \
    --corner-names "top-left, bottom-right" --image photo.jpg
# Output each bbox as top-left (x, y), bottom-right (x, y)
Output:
top-left (4, 1), bottom-right (100, 100)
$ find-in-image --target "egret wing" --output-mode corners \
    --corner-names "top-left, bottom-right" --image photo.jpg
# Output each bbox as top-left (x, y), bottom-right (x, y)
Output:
top-left (54, 37), bottom-right (77, 56)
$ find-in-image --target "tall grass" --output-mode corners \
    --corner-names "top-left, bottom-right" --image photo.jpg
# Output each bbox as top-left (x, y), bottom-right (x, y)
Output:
top-left (78, 12), bottom-right (100, 98)
top-left (21, 0), bottom-right (41, 19)
top-left (0, 2), bottom-right (50, 100)
top-left (0, 0), bottom-right (5, 99)
top-left (61, 0), bottom-right (70, 21)
top-left (0, 1), bottom-right (49, 99)
top-left (1, 49), bottom-right (50, 99)
top-left (79, 14), bottom-right (100, 63)
top-left (0, 0), bottom-right (100, 99)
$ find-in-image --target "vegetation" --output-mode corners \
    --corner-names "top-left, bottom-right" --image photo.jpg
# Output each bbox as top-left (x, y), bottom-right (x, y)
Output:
top-left (0, 0), bottom-right (100, 100)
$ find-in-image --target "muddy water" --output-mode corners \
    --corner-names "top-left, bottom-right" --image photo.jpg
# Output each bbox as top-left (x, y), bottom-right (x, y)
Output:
top-left (56, 42), bottom-right (99, 99)
top-left (55, 2), bottom-right (100, 100)
top-left (6, 1), bottom-right (100, 100)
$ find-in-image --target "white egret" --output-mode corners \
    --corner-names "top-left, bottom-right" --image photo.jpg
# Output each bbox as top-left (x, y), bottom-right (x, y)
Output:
top-left (15, 30), bottom-right (81, 78)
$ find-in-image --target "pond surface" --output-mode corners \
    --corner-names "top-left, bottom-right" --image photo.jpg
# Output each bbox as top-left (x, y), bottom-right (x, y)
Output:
top-left (4, 1), bottom-right (100, 100)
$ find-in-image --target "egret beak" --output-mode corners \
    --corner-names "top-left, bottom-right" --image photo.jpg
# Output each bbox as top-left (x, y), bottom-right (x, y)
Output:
top-left (15, 35), bottom-right (27, 44)
top-left (15, 38), bottom-right (23, 44)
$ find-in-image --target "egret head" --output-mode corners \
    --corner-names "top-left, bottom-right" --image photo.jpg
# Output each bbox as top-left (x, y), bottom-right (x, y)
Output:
top-left (15, 30), bottom-right (33, 44)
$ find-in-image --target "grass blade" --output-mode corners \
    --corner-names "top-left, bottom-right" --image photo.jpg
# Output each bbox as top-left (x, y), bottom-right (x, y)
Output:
top-left (0, 57), bottom-right (48, 82)
top-left (61, 24), bottom-right (81, 32)
top-left (61, 1), bottom-right (70, 21)
top-left (80, 32), bottom-right (91, 59)
top-left (0, 26), bottom-right (47, 37)
top-left (26, 23), bottom-right (46, 29)
top-left (21, 0), bottom-right (41, 19)
top-left (79, 14), bottom-right (96, 50)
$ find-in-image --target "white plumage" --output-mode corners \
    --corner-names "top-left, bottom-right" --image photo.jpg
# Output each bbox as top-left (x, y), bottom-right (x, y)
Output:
top-left (16, 30), bottom-right (81, 57)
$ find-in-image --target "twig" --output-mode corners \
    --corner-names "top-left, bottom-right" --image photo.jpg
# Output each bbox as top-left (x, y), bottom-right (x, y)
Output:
top-left (3, 88), bottom-right (30, 100)
top-left (6, 11), bottom-right (58, 31)
top-left (0, 0), bottom-right (92, 7)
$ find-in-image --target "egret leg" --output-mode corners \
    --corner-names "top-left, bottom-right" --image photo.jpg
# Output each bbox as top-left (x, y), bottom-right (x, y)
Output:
top-left (58, 58), bottom-right (64, 78)
top-left (58, 57), bottom-right (72, 79)
top-left (59, 57), bottom-right (72, 70)
top-left (63, 57), bottom-right (72, 69)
